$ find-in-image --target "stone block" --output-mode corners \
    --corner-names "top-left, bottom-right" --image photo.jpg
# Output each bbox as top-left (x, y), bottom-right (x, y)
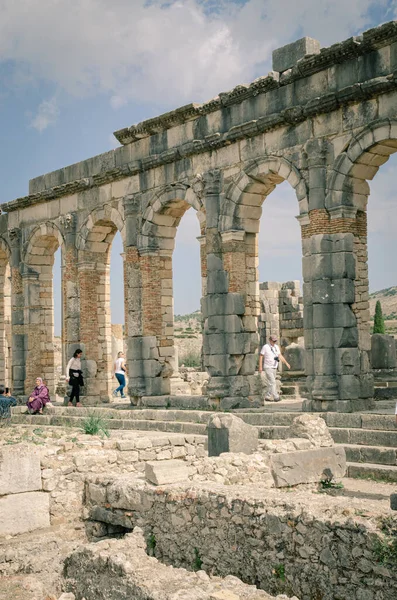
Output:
top-left (207, 270), bottom-right (229, 294)
top-left (284, 344), bottom-right (305, 371)
top-left (127, 336), bottom-right (158, 360)
top-left (205, 315), bottom-right (243, 334)
top-left (270, 446), bottom-right (346, 487)
top-left (391, 493), bottom-right (397, 510)
top-left (145, 459), bottom-right (190, 485)
top-left (201, 293), bottom-right (245, 318)
top-left (371, 334), bottom-right (397, 369)
top-left (207, 413), bottom-right (258, 457)
top-left (0, 445), bottom-right (42, 495)
top-left (272, 37), bottom-right (320, 72)
top-left (0, 491), bottom-right (50, 535)
top-left (289, 414), bottom-right (334, 447)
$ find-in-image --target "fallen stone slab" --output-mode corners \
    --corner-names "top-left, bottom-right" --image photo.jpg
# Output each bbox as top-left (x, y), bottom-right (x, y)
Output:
top-left (208, 413), bottom-right (258, 457)
top-left (145, 459), bottom-right (191, 485)
top-left (0, 491), bottom-right (50, 536)
top-left (391, 493), bottom-right (397, 510)
top-left (0, 444), bottom-right (42, 495)
top-left (270, 446), bottom-right (346, 488)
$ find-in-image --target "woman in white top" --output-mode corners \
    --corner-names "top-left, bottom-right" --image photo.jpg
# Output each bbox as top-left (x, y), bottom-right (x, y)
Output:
top-left (113, 351), bottom-right (127, 399)
top-left (66, 348), bottom-right (84, 407)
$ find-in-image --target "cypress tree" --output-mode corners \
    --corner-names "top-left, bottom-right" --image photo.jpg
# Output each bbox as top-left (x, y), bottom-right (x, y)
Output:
top-left (373, 300), bottom-right (386, 334)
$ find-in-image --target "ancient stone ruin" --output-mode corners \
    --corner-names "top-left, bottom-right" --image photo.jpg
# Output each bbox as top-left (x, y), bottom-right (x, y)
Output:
top-left (2, 21), bottom-right (397, 600)
top-left (1, 23), bottom-right (397, 413)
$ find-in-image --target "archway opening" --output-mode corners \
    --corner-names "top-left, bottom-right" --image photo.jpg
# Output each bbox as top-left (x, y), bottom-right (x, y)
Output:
top-left (224, 161), bottom-right (306, 404)
top-left (257, 180), bottom-right (304, 353)
top-left (367, 153), bottom-right (397, 338)
top-left (25, 226), bottom-right (62, 395)
top-left (172, 206), bottom-right (204, 394)
top-left (141, 191), bottom-right (206, 397)
top-left (110, 230), bottom-right (125, 385)
top-left (0, 247), bottom-right (11, 388)
top-left (53, 246), bottom-right (63, 395)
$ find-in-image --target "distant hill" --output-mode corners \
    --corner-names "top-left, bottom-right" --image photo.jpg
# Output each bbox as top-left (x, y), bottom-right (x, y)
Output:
top-left (369, 287), bottom-right (397, 320)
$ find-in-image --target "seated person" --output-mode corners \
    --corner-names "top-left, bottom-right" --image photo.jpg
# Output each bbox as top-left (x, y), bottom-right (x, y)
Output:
top-left (0, 386), bottom-right (17, 418)
top-left (27, 377), bottom-right (52, 414)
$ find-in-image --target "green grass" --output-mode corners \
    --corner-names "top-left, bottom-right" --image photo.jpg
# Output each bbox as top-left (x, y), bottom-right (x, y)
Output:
top-left (373, 517), bottom-right (397, 565)
top-left (192, 548), bottom-right (203, 571)
top-left (80, 413), bottom-right (109, 437)
top-left (273, 564), bottom-right (285, 581)
top-left (179, 352), bottom-right (201, 368)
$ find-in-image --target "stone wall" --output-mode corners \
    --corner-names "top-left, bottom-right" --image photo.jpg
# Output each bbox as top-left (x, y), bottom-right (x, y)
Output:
top-left (85, 478), bottom-right (397, 600)
top-left (2, 23), bottom-right (397, 409)
top-left (259, 281), bottom-right (304, 349)
top-left (64, 528), bottom-right (296, 600)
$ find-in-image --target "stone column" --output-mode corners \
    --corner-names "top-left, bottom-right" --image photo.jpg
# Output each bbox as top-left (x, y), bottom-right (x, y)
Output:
top-left (78, 260), bottom-right (112, 402)
top-left (202, 171), bottom-right (259, 409)
top-left (60, 213), bottom-right (80, 370)
top-left (8, 228), bottom-right (25, 396)
top-left (21, 264), bottom-right (42, 394)
top-left (124, 195), bottom-right (145, 401)
top-left (301, 209), bottom-right (374, 412)
top-left (124, 195), bottom-right (171, 400)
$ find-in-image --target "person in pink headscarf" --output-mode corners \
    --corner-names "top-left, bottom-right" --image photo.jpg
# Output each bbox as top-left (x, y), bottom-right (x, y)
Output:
top-left (26, 377), bottom-right (52, 414)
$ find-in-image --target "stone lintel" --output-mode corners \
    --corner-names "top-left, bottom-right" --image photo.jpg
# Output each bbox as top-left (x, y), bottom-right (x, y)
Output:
top-left (220, 230), bottom-right (245, 244)
top-left (272, 37), bottom-right (321, 73)
top-left (329, 206), bottom-right (358, 220)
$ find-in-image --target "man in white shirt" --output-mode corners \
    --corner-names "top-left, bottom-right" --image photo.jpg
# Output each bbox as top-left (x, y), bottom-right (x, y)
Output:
top-left (258, 335), bottom-right (290, 402)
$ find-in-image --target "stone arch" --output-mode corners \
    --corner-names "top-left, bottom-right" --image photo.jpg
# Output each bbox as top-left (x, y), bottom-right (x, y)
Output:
top-left (326, 119), bottom-right (397, 211)
top-left (139, 182), bottom-right (205, 254)
top-left (77, 205), bottom-right (125, 254)
top-left (24, 221), bottom-right (64, 266)
top-left (0, 238), bottom-right (11, 387)
top-left (220, 156), bottom-right (308, 233)
top-left (23, 222), bottom-right (65, 395)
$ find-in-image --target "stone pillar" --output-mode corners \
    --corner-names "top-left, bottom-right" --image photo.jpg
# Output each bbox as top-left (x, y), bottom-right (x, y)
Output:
top-left (78, 260), bottom-right (112, 402)
top-left (301, 212), bottom-right (374, 412)
top-left (0, 262), bottom-right (11, 387)
top-left (61, 214), bottom-right (80, 371)
top-left (202, 170), bottom-right (259, 409)
top-left (8, 229), bottom-right (25, 396)
top-left (21, 265), bottom-right (42, 395)
top-left (125, 195), bottom-right (171, 399)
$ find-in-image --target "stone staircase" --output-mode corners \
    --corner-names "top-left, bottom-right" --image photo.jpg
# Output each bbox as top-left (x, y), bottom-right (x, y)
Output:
top-left (10, 405), bottom-right (397, 482)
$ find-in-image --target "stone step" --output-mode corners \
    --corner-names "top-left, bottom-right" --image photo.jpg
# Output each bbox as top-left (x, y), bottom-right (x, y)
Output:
top-left (330, 427), bottom-right (397, 448)
top-left (10, 413), bottom-right (207, 435)
top-left (344, 444), bottom-right (397, 466)
top-left (346, 462), bottom-right (397, 483)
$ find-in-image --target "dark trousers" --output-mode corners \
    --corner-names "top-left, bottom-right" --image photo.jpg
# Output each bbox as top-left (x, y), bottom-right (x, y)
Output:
top-left (69, 382), bottom-right (80, 404)
top-left (115, 373), bottom-right (126, 396)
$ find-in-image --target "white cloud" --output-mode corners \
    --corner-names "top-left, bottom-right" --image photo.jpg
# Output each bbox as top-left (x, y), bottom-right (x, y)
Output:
top-left (0, 0), bottom-right (385, 113)
top-left (30, 96), bottom-right (59, 132)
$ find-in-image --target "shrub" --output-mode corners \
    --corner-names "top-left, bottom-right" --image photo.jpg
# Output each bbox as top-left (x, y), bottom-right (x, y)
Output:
top-left (80, 413), bottom-right (109, 437)
top-left (179, 352), bottom-right (201, 368)
top-left (373, 300), bottom-right (386, 334)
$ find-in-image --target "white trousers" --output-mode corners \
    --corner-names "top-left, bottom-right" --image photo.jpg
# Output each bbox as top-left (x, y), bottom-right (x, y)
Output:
top-left (264, 367), bottom-right (279, 400)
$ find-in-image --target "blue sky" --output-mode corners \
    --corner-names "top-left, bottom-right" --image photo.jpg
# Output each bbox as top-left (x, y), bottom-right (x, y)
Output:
top-left (0, 0), bottom-right (396, 335)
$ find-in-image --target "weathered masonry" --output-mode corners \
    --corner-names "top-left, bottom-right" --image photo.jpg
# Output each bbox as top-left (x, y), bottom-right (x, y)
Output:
top-left (1, 22), bottom-right (397, 411)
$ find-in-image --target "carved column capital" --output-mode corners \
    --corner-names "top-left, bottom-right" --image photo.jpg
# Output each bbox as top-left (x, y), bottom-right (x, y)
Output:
top-left (123, 193), bottom-right (141, 216)
top-left (193, 169), bottom-right (222, 198)
top-left (8, 227), bottom-right (21, 248)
